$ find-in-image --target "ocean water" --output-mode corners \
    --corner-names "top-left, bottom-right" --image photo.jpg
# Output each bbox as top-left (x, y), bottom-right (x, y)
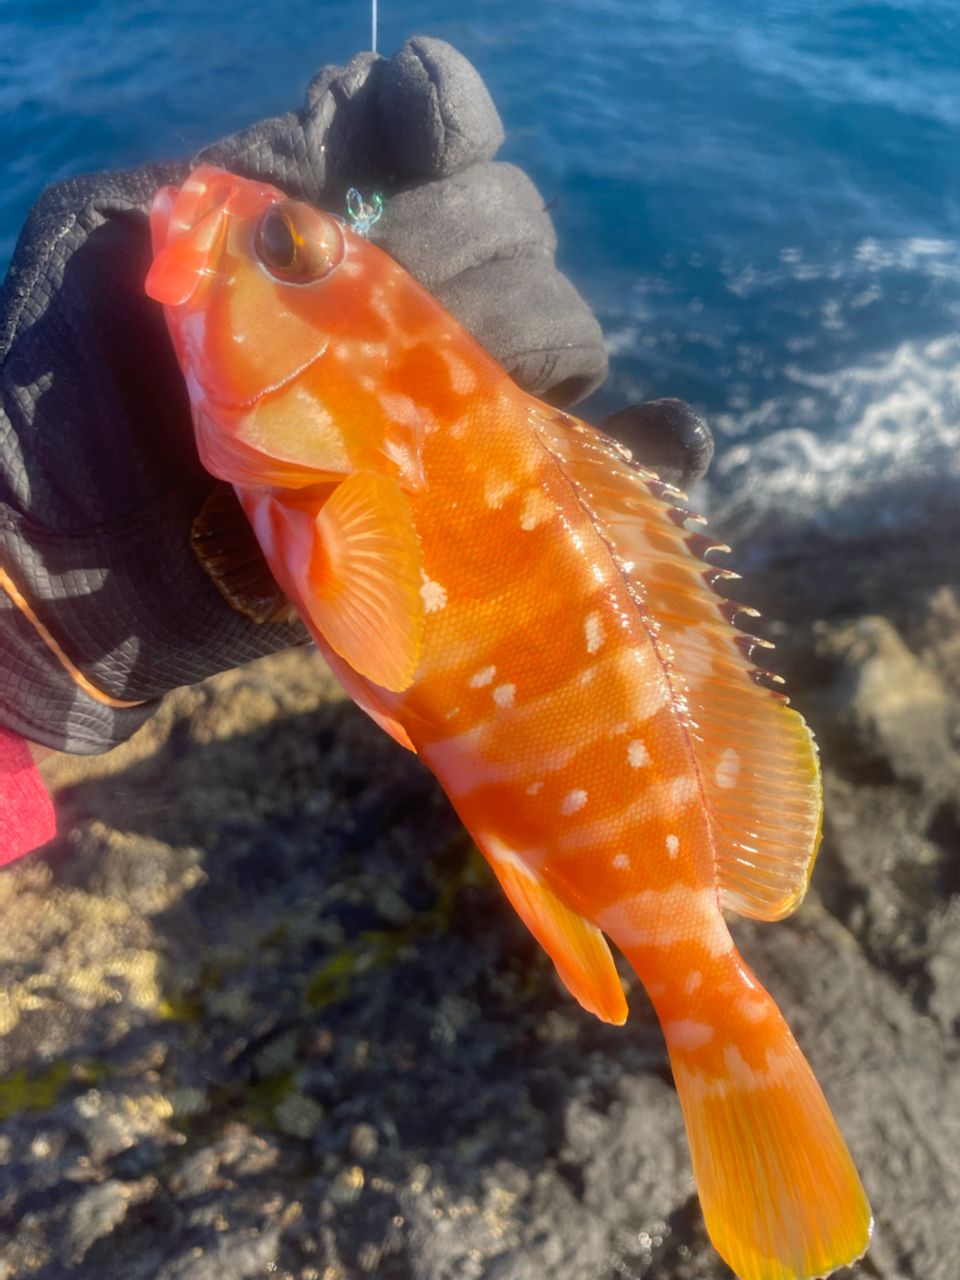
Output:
top-left (2, 0), bottom-right (959, 538)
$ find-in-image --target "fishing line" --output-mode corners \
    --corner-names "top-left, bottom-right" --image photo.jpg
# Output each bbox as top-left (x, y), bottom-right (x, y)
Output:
top-left (371, 0), bottom-right (378, 53)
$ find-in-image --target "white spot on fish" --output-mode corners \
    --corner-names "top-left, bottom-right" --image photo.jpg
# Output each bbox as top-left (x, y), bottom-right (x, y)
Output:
top-left (596, 886), bottom-right (733, 956)
top-left (715, 747), bottom-right (741, 790)
top-left (379, 391), bottom-right (421, 425)
top-left (420, 577), bottom-right (447, 613)
top-left (585, 612), bottom-right (604, 654)
top-left (672, 1059), bottom-right (728, 1101)
top-left (469, 666), bottom-right (496, 688)
top-left (627, 740), bottom-right (650, 768)
top-left (383, 436), bottom-right (427, 490)
top-left (422, 724), bottom-right (521, 797)
top-left (526, 781), bottom-right (543, 796)
top-left (612, 853), bottom-right (631, 871)
top-left (668, 776), bottom-right (700, 809)
top-left (579, 666), bottom-right (597, 687)
top-left (369, 285), bottom-right (392, 323)
top-left (444, 707), bottom-right (461, 720)
top-left (358, 340), bottom-right (388, 359)
top-left (443, 350), bottom-right (478, 394)
top-left (666, 834), bottom-right (680, 858)
top-left (678, 626), bottom-right (716, 684)
top-left (716, 1044), bottom-right (794, 1093)
top-left (618, 650), bottom-right (668, 719)
top-left (493, 683), bottom-right (516, 708)
top-left (737, 995), bottom-right (769, 1024)
top-left (724, 1045), bottom-right (756, 1083)
top-left (664, 1020), bottom-right (714, 1050)
top-left (519, 488), bottom-right (554, 531)
top-left (684, 970), bottom-right (702, 995)
top-left (561, 789), bottom-right (588, 816)
top-left (485, 474), bottom-right (515, 509)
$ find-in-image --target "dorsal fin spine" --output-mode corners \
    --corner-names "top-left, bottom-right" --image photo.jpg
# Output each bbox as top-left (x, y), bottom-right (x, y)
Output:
top-left (528, 403), bottom-right (822, 923)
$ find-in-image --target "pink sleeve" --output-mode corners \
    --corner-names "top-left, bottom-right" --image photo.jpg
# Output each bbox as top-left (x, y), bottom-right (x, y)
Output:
top-left (0, 726), bottom-right (57, 866)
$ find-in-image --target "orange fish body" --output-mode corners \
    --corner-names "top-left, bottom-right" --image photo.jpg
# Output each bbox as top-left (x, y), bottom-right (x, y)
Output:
top-left (146, 166), bottom-right (871, 1280)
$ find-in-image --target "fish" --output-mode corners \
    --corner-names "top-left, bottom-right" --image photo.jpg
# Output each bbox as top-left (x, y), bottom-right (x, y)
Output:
top-left (145, 164), bottom-right (872, 1280)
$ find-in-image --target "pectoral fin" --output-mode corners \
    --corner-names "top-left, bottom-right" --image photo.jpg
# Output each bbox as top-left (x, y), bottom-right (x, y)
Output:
top-left (483, 840), bottom-right (628, 1025)
top-left (305, 471), bottom-right (425, 692)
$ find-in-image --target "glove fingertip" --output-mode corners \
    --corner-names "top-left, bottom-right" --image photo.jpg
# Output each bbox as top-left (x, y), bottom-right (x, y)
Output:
top-left (379, 36), bottom-right (505, 179)
top-left (434, 261), bottom-right (609, 407)
top-left (601, 399), bottom-right (715, 488)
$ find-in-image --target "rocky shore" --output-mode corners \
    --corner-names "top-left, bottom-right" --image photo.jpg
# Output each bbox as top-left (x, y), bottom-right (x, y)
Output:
top-left (1, 499), bottom-right (958, 1278)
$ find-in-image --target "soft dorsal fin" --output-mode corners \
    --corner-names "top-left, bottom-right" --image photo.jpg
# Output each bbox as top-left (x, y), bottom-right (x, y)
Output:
top-left (480, 835), bottom-right (628, 1025)
top-left (531, 407), bottom-right (822, 921)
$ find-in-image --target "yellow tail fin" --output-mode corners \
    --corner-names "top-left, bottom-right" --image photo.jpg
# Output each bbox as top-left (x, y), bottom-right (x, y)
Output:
top-left (648, 957), bottom-right (872, 1280)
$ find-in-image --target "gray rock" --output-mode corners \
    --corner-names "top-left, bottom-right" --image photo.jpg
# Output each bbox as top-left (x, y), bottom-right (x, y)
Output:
top-left (67, 1178), bottom-right (157, 1264)
top-left (807, 615), bottom-right (957, 787)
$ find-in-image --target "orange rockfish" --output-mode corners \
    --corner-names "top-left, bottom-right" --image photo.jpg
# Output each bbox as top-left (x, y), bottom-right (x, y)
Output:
top-left (146, 165), bottom-right (872, 1280)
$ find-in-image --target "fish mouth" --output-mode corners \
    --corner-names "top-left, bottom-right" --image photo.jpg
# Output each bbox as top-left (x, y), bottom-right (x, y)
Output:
top-left (146, 167), bottom-right (279, 308)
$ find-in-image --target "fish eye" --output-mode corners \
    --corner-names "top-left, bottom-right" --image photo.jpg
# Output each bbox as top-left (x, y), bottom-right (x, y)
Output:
top-left (255, 200), bottom-right (345, 283)
top-left (257, 205), bottom-right (297, 272)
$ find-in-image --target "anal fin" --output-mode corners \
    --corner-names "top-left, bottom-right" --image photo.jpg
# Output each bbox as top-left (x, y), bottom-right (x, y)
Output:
top-left (482, 838), bottom-right (627, 1025)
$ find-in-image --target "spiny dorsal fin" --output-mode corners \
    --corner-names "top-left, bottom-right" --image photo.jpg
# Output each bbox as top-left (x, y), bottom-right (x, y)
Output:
top-left (531, 407), bottom-right (822, 921)
top-left (192, 482), bottom-right (296, 624)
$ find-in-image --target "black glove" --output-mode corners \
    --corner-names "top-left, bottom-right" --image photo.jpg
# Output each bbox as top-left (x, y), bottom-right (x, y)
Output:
top-left (602, 398), bottom-right (714, 491)
top-left (0, 35), bottom-right (710, 756)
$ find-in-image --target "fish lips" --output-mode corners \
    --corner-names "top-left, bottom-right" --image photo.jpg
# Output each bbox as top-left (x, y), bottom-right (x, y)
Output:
top-left (146, 166), bottom-right (279, 307)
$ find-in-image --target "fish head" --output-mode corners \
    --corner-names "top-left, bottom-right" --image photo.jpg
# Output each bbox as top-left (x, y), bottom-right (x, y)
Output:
top-left (146, 165), bottom-right (424, 487)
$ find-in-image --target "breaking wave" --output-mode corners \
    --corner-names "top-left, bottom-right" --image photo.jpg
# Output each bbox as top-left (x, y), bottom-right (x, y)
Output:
top-left (710, 332), bottom-right (960, 545)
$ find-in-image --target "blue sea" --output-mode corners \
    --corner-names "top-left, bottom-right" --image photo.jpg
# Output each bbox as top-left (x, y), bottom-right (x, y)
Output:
top-left (3, 0), bottom-right (959, 539)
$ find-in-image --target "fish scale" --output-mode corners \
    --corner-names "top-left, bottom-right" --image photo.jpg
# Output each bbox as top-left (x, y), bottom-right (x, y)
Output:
top-left (146, 165), bottom-right (872, 1280)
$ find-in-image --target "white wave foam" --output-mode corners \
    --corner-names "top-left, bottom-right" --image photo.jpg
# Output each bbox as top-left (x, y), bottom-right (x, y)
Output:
top-left (725, 236), bottom-right (960, 300)
top-left (712, 334), bottom-right (960, 542)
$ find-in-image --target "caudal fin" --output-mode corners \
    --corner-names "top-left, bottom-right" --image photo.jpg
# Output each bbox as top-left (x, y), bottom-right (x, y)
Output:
top-left (655, 968), bottom-right (871, 1280)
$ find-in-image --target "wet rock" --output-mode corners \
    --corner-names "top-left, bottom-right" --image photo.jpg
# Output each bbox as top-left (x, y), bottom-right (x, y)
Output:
top-left (928, 894), bottom-right (960, 1036)
top-left (67, 1176), bottom-right (157, 1263)
top-left (915, 585), bottom-right (960, 700)
top-left (348, 1123), bottom-right (379, 1162)
top-left (806, 615), bottom-right (957, 787)
top-left (154, 1224), bottom-right (283, 1280)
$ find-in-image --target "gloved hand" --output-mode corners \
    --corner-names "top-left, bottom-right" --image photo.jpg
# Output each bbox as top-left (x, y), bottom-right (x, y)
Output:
top-left (0, 35), bottom-right (712, 758)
